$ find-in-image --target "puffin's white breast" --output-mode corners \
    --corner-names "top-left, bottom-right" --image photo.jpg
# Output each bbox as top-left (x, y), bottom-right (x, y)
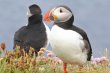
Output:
top-left (50, 25), bottom-right (87, 65)
top-left (42, 22), bottom-right (50, 48)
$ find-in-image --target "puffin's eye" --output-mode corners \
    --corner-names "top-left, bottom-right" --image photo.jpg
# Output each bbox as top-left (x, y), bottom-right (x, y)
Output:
top-left (60, 9), bottom-right (63, 13)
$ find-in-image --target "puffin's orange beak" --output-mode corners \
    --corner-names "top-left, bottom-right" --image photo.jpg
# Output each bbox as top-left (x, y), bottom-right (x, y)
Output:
top-left (43, 10), bottom-right (51, 22)
top-left (43, 9), bottom-right (58, 22)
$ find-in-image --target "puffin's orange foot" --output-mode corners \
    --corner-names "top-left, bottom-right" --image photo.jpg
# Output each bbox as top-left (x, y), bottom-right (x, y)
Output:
top-left (63, 63), bottom-right (67, 73)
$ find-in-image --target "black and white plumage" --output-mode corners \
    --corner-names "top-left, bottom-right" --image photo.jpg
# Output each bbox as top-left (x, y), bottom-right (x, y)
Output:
top-left (44, 5), bottom-right (92, 73)
top-left (13, 4), bottom-right (50, 54)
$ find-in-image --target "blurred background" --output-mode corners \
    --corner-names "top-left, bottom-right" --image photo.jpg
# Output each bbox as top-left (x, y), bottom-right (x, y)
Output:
top-left (0, 0), bottom-right (110, 58)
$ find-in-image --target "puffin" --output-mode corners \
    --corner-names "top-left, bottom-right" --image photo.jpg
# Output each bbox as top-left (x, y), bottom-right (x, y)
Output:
top-left (44, 5), bottom-right (92, 73)
top-left (13, 4), bottom-right (50, 54)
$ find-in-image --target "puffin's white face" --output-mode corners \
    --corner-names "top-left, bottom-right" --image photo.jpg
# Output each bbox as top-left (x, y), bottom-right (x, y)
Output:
top-left (51, 7), bottom-right (72, 22)
top-left (27, 8), bottom-right (32, 17)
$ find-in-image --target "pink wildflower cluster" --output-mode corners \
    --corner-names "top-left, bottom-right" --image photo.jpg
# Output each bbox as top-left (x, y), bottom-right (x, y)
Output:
top-left (91, 56), bottom-right (109, 64)
top-left (47, 50), bottom-right (62, 64)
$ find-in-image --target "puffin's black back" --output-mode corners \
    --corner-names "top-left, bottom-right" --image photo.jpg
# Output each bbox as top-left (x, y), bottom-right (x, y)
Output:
top-left (13, 4), bottom-right (47, 54)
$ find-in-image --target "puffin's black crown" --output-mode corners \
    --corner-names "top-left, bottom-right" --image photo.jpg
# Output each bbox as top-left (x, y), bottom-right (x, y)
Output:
top-left (29, 4), bottom-right (42, 15)
top-left (56, 5), bottom-right (72, 13)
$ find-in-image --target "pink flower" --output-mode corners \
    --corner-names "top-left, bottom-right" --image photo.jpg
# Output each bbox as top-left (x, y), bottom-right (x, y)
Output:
top-left (46, 50), bottom-right (62, 64)
top-left (94, 58), bottom-right (101, 63)
top-left (53, 57), bottom-right (62, 64)
top-left (47, 50), bottom-right (56, 58)
top-left (100, 56), bottom-right (108, 61)
top-left (91, 56), bottom-right (109, 65)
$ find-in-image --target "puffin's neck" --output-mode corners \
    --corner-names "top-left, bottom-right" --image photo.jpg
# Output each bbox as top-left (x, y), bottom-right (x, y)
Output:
top-left (28, 14), bottom-right (42, 25)
top-left (54, 15), bottom-right (74, 29)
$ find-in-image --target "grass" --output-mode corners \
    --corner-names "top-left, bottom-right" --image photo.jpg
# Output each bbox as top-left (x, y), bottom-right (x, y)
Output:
top-left (0, 42), bottom-right (110, 73)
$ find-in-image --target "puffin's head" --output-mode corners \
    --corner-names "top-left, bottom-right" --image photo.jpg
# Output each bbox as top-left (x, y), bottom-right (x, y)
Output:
top-left (44, 5), bottom-right (73, 22)
top-left (27, 4), bottom-right (42, 17)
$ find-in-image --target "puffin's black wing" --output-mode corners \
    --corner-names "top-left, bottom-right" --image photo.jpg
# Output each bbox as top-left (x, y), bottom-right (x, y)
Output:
top-left (13, 26), bottom-right (30, 51)
top-left (71, 25), bottom-right (92, 61)
top-left (14, 23), bottom-right (48, 53)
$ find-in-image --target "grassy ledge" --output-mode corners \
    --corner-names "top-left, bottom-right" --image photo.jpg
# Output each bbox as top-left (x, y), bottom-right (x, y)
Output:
top-left (0, 42), bottom-right (110, 73)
